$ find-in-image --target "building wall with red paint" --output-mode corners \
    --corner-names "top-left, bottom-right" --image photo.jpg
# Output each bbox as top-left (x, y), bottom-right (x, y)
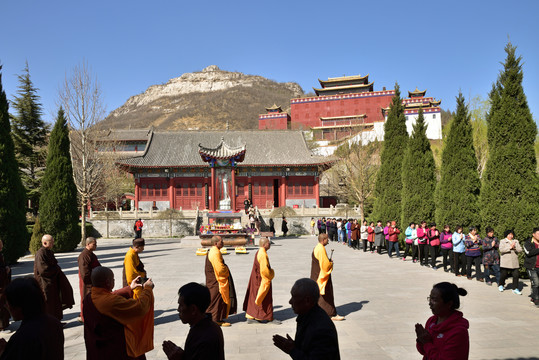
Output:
top-left (290, 90), bottom-right (395, 130)
top-left (258, 113), bottom-right (290, 130)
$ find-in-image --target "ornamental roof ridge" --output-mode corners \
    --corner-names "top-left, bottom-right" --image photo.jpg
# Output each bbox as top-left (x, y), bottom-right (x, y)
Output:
top-left (198, 137), bottom-right (246, 160)
top-left (408, 88), bottom-right (427, 97)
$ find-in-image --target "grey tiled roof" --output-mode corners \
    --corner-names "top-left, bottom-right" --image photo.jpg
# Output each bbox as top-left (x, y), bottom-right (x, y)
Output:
top-left (97, 129), bottom-right (152, 141)
top-left (117, 130), bottom-right (329, 168)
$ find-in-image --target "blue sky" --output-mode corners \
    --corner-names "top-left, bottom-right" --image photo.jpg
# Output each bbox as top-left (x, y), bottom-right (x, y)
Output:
top-left (1, 0), bottom-right (538, 124)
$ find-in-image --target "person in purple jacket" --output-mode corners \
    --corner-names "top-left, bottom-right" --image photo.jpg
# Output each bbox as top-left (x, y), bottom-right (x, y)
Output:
top-left (383, 221), bottom-right (390, 253)
top-left (465, 226), bottom-right (483, 282)
top-left (439, 225), bottom-right (453, 273)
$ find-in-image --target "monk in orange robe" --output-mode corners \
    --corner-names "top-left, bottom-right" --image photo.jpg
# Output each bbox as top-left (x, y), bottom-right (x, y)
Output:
top-left (123, 238), bottom-right (155, 358)
top-left (311, 233), bottom-right (345, 321)
top-left (83, 266), bottom-right (154, 360)
top-left (205, 236), bottom-right (237, 327)
top-left (243, 237), bottom-right (278, 323)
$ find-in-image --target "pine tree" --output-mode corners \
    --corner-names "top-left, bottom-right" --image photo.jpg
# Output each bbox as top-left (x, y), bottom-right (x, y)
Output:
top-left (11, 62), bottom-right (49, 213)
top-left (0, 66), bottom-right (29, 263)
top-left (480, 42), bottom-right (539, 239)
top-left (38, 108), bottom-right (79, 252)
top-left (401, 108), bottom-right (436, 228)
top-left (435, 93), bottom-right (480, 229)
top-left (372, 83), bottom-right (408, 223)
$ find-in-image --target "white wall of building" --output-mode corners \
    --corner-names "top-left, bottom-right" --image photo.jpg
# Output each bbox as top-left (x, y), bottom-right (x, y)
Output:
top-left (404, 111), bottom-right (442, 140)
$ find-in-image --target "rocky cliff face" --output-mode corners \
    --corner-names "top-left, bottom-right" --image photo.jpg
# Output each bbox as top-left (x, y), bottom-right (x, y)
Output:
top-left (101, 65), bottom-right (304, 130)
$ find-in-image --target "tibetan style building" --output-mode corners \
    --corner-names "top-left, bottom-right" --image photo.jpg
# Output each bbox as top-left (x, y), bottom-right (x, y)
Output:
top-left (382, 88), bottom-right (442, 140)
top-left (289, 74), bottom-right (395, 140)
top-left (116, 130), bottom-right (330, 211)
top-left (259, 73), bottom-right (443, 145)
top-left (258, 104), bottom-right (291, 130)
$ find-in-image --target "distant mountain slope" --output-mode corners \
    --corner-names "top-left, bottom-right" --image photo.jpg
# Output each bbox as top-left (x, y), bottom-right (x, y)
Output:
top-left (99, 65), bottom-right (304, 130)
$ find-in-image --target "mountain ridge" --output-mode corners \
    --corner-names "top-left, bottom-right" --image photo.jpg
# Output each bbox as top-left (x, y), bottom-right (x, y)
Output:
top-left (100, 65), bottom-right (304, 130)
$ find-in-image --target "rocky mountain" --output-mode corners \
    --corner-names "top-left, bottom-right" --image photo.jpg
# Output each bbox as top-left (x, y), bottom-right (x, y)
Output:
top-left (99, 65), bottom-right (304, 130)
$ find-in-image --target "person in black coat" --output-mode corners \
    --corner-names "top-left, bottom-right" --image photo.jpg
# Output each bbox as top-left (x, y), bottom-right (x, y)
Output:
top-left (273, 278), bottom-right (340, 359)
top-left (281, 217), bottom-right (288, 237)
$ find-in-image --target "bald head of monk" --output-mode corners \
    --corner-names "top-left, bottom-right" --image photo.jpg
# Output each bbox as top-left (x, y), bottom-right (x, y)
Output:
top-left (86, 237), bottom-right (97, 251)
top-left (212, 236), bottom-right (224, 249)
top-left (42, 234), bottom-right (54, 249)
top-left (318, 233), bottom-right (329, 246)
top-left (289, 278), bottom-right (319, 315)
top-left (259, 237), bottom-right (271, 250)
top-left (91, 266), bottom-right (115, 291)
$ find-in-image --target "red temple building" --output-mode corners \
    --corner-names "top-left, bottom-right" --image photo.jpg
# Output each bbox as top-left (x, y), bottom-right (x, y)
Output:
top-left (258, 104), bottom-right (291, 130)
top-left (259, 73), bottom-right (442, 146)
top-left (289, 74), bottom-right (395, 141)
top-left (116, 130), bottom-right (330, 211)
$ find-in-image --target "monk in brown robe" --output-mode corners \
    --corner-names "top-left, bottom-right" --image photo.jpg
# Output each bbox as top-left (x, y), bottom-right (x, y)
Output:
top-left (83, 266), bottom-right (154, 360)
top-left (0, 277), bottom-right (64, 359)
top-left (78, 237), bottom-right (100, 322)
top-left (310, 233), bottom-right (344, 321)
top-left (243, 237), bottom-right (279, 324)
top-left (162, 282), bottom-right (225, 360)
top-left (205, 236), bottom-right (237, 327)
top-left (123, 238), bottom-right (155, 359)
top-left (0, 240), bottom-right (11, 330)
top-left (33, 234), bottom-right (74, 320)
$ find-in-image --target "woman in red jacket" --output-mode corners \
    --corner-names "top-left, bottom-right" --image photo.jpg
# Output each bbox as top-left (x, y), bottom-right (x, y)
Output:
top-left (415, 282), bottom-right (469, 360)
top-left (367, 222), bottom-right (375, 253)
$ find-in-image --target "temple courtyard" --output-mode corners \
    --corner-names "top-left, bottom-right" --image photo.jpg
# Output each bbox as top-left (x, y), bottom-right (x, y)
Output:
top-left (3, 235), bottom-right (539, 360)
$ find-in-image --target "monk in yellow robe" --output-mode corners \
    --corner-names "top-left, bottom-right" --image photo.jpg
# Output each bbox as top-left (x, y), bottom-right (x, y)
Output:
top-left (310, 234), bottom-right (345, 321)
top-left (123, 238), bottom-right (155, 358)
top-left (205, 236), bottom-right (237, 327)
top-left (83, 266), bottom-right (154, 360)
top-left (243, 237), bottom-right (279, 323)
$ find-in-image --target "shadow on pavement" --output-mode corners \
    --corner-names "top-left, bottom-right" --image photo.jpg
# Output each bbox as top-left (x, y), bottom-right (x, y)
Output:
top-left (336, 300), bottom-right (369, 316)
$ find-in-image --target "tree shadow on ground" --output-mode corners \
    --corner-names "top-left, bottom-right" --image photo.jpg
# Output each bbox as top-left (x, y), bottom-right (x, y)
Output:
top-left (336, 301), bottom-right (369, 316)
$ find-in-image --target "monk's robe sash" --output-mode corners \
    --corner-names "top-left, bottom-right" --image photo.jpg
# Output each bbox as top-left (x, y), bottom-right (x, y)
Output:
top-left (208, 247), bottom-right (231, 312)
top-left (313, 243), bottom-right (333, 295)
top-left (255, 247), bottom-right (274, 305)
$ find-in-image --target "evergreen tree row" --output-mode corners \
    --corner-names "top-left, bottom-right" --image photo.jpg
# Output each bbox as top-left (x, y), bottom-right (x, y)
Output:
top-left (372, 42), bottom-right (538, 244)
top-left (0, 66), bottom-right (29, 263)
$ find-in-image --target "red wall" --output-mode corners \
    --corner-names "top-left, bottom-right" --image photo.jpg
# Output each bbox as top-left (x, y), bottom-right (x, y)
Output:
top-left (290, 91), bottom-right (394, 129)
top-left (258, 113), bottom-right (290, 130)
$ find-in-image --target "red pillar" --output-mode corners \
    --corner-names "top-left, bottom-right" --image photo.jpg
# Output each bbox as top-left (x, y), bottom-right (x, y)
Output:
top-left (314, 176), bottom-right (320, 207)
top-left (231, 168), bottom-right (236, 211)
top-left (210, 167), bottom-right (216, 211)
top-left (168, 177), bottom-right (174, 209)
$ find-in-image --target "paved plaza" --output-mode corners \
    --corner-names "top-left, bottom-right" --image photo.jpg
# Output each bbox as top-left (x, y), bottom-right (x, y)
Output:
top-left (2, 236), bottom-right (539, 360)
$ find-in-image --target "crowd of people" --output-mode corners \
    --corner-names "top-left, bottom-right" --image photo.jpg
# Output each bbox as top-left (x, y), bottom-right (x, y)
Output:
top-left (0, 220), bottom-right (536, 359)
top-left (313, 217), bottom-right (539, 307)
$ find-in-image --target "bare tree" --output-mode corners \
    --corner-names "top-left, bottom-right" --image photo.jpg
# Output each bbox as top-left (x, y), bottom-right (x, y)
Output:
top-left (324, 138), bottom-right (381, 221)
top-left (59, 61), bottom-right (106, 244)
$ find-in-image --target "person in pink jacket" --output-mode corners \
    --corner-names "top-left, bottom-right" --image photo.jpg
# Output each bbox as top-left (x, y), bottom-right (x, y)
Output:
top-left (415, 282), bottom-right (469, 360)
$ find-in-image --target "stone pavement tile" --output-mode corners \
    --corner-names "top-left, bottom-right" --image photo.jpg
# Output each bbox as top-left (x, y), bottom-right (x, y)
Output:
top-left (3, 236), bottom-right (539, 359)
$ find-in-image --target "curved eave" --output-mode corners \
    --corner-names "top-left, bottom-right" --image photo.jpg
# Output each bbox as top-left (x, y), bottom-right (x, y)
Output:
top-left (314, 82), bottom-right (374, 95)
top-left (318, 73), bottom-right (369, 86)
top-left (408, 88), bottom-right (427, 97)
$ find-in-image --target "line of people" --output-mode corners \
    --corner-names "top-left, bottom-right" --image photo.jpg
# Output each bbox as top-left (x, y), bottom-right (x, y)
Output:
top-left (313, 217), bottom-right (539, 308)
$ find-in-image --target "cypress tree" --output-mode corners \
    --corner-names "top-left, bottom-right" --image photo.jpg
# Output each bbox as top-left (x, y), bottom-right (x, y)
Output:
top-left (435, 93), bottom-right (480, 229)
top-left (480, 42), bottom-right (539, 239)
top-left (401, 108), bottom-right (436, 228)
top-left (0, 66), bottom-right (29, 263)
top-left (29, 215), bottom-right (44, 254)
top-left (11, 62), bottom-right (49, 213)
top-left (38, 108), bottom-right (79, 252)
top-left (372, 83), bottom-right (408, 223)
